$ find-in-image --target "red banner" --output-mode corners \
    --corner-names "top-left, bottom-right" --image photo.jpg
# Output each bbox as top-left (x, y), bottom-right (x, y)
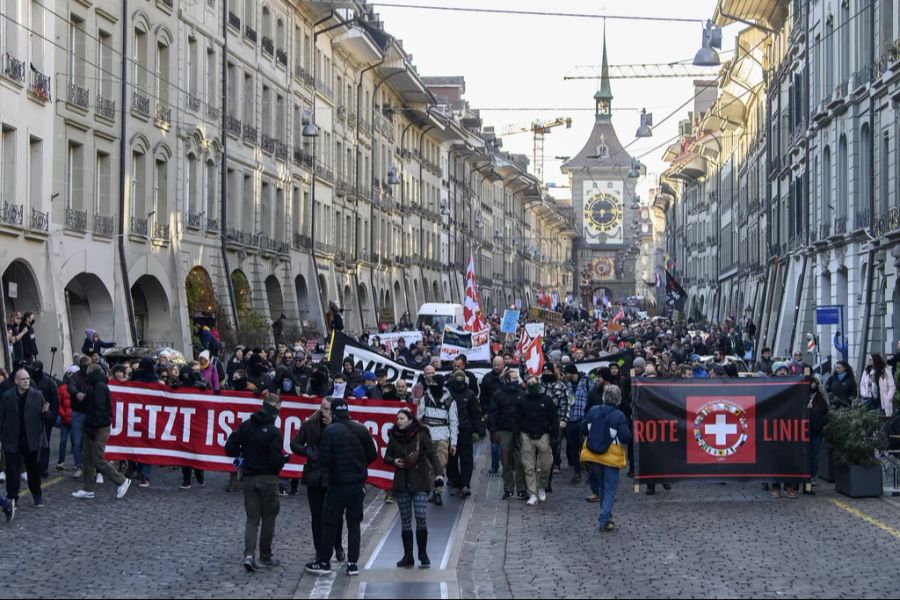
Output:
top-left (106, 383), bottom-right (402, 490)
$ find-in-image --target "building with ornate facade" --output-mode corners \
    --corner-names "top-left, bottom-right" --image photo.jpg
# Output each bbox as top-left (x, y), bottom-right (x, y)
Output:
top-left (0, 1), bottom-right (574, 368)
top-left (660, 0), bottom-right (900, 372)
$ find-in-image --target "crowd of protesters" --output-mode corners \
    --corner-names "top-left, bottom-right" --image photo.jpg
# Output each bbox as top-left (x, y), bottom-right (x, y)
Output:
top-left (1, 301), bottom-right (898, 572)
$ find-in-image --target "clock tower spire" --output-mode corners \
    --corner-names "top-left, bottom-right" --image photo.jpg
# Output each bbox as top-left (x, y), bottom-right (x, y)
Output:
top-left (595, 22), bottom-right (613, 121)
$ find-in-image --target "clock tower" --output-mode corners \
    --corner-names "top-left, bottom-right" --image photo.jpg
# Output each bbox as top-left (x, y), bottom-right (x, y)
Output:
top-left (561, 29), bottom-right (642, 308)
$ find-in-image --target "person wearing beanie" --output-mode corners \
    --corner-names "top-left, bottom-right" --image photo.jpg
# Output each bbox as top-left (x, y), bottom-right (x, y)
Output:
top-left (446, 369), bottom-right (483, 499)
top-left (225, 393), bottom-right (291, 571)
top-left (81, 328), bottom-right (116, 357)
top-left (632, 357), bottom-right (647, 375)
top-left (71, 364), bottom-right (131, 502)
top-left (515, 375), bottom-right (557, 506)
top-left (415, 366), bottom-right (457, 506)
top-left (562, 363), bottom-right (592, 484)
top-left (772, 362), bottom-right (790, 377)
top-left (306, 398), bottom-right (377, 577)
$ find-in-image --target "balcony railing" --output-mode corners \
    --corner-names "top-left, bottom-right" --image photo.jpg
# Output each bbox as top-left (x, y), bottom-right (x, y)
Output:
top-left (244, 26), bottom-right (257, 44)
top-left (207, 104), bottom-right (221, 119)
top-left (156, 103), bottom-right (171, 125)
top-left (29, 67), bottom-right (51, 102)
top-left (261, 134), bottom-right (276, 154)
top-left (187, 94), bottom-right (201, 111)
top-left (293, 232), bottom-right (312, 249)
top-left (131, 216), bottom-right (149, 236)
top-left (818, 222), bottom-right (831, 240)
top-left (29, 208), bottom-right (48, 232)
top-left (294, 146), bottom-right (314, 168)
top-left (276, 49), bottom-right (288, 67)
top-left (132, 90), bottom-right (150, 116)
top-left (261, 36), bottom-right (274, 56)
top-left (243, 123), bottom-right (258, 144)
top-left (276, 142), bottom-right (289, 161)
top-left (316, 79), bottom-right (334, 100)
top-left (294, 65), bottom-right (314, 88)
top-left (854, 208), bottom-right (870, 231)
top-left (3, 53), bottom-right (25, 83)
top-left (67, 84), bottom-right (90, 109)
top-left (261, 236), bottom-right (278, 253)
top-left (0, 202), bottom-right (24, 227)
top-left (833, 214), bottom-right (848, 236)
top-left (228, 12), bottom-right (241, 30)
top-left (187, 212), bottom-right (204, 229)
top-left (94, 214), bottom-right (114, 236)
top-left (315, 162), bottom-right (334, 182)
top-left (65, 208), bottom-right (88, 232)
top-left (153, 223), bottom-right (170, 241)
top-left (206, 217), bottom-right (220, 232)
top-left (873, 206), bottom-right (900, 238)
top-left (226, 115), bottom-right (242, 137)
top-left (97, 95), bottom-right (116, 119)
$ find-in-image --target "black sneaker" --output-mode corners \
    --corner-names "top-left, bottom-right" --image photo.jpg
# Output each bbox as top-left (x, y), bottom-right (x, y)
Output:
top-left (599, 522), bottom-right (615, 532)
top-left (259, 557), bottom-right (281, 567)
top-left (461, 486), bottom-right (471, 498)
top-left (571, 473), bottom-right (582, 484)
top-left (3, 501), bottom-right (14, 523)
top-left (662, 483), bottom-right (672, 491)
top-left (180, 481), bottom-right (191, 490)
top-left (502, 491), bottom-right (513, 500)
top-left (196, 473), bottom-right (206, 487)
top-left (346, 563), bottom-right (359, 576)
top-left (305, 560), bottom-right (331, 575)
top-left (334, 548), bottom-right (346, 563)
top-left (517, 490), bottom-right (528, 500)
top-left (243, 555), bottom-right (259, 572)
top-left (33, 496), bottom-right (44, 508)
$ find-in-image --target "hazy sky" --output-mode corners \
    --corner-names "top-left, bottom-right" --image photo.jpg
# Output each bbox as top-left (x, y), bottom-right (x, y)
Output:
top-left (372, 0), bottom-right (740, 195)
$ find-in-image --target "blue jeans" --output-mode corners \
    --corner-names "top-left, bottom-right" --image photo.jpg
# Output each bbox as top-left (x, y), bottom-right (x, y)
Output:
top-left (491, 441), bottom-right (500, 471)
top-left (70, 412), bottom-right (86, 468)
top-left (810, 433), bottom-right (824, 481)
top-left (595, 465), bottom-right (620, 527)
top-left (588, 464), bottom-right (602, 495)
top-left (58, 424), bottom-right (73, 465)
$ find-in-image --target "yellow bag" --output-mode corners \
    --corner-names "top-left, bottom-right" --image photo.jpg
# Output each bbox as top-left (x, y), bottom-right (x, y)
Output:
top-left (580, 438), bottom-right (627, 470)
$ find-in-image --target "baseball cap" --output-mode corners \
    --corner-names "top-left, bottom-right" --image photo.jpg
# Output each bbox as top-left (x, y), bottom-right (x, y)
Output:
top-left (362, 371), bottom-right (376, 381)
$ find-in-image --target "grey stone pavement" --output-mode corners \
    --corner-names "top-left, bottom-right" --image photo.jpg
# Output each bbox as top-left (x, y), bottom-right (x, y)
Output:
top-left (3, 446), bottom-right (900, 598)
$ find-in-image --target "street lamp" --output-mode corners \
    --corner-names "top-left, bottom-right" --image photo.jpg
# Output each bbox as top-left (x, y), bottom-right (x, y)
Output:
top-left (636, 108), bottom-right (653, 137)
top-left (628, 158), bottom-right (642, 178)
top-left (301, 109), bottom-right (318, 137)
top-left (387, 165), bottom-right (401, 185)
top-left (693, 20), bottom-right (722, 67)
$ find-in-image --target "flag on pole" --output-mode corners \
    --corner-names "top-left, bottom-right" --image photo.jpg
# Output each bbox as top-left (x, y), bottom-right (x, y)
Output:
top-left (612, 305), bottom-right (625, 322)
top-left (515, 329), bottom-right (530, 363)
top-left (665, 270), bottom-right (687, 311)
top-left (463, 254), bottom-right (486, 332)
top-left (523, 333), bottom-right (545, 376)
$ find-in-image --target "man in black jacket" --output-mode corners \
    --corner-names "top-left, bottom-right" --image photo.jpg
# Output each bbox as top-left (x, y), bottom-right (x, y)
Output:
top-left (516, 375), bottom-right (557, 505)
top-left (488, 370), bottom-right (527, 499)
top-left (446, 370), bottom-right (483, 498)
top-left (71, 364), bottom-right (131, 501)
top-left (306, 398), bottom-right (377, 577)
top-left (452, 356), bottom-right (480, 398)
top-left (0, 368), bottom-right (50, 507)
top-left (29, 361), bottom-right (58, 478)
top-left (225, 393), bottom-right (290, 572)
top-left (479, 356), bottom-right (506, 473)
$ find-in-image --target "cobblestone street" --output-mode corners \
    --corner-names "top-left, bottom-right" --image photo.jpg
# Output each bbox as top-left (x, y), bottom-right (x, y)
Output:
top-left (4, 444), bottom-right (900, 598)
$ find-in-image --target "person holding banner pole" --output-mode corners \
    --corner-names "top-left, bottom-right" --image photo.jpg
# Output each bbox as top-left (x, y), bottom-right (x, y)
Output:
top-left (290, 397), bottom-right (345, 564)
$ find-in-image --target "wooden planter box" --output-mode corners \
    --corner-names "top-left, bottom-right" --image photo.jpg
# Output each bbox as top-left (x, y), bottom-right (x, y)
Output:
top-left (834, 464), bottom-right (882, 498)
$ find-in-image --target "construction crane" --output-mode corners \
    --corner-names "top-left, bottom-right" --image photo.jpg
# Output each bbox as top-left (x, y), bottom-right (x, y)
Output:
top-left (564, 63), bottom-right (721, 80)
top-left (498, 117), bottom-right (572, 183)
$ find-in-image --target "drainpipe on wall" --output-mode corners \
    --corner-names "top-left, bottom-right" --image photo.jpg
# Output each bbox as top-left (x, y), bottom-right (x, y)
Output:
top-left (219, 0), bottom-right (240, 336)
top-left (859, 2), bottom-right (879, 372)
top-left (118, 0), bottom-right (138, 346)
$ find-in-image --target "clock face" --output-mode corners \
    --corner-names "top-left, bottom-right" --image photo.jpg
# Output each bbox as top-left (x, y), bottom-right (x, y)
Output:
top-left (584, 192), bottom-right (623, 233)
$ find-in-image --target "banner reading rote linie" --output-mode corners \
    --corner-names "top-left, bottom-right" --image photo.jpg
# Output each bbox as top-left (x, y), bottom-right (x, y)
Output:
top-left (104, 383), bottom-right (403, 490)
top-left (633, 378), bottom-right (810, 483)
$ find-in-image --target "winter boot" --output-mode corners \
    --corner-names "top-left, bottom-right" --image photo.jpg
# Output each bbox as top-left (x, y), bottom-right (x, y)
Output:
top-left (396, 531), bottom-right (415, 568)
top-left (416, 529), bottom-right (430, 568)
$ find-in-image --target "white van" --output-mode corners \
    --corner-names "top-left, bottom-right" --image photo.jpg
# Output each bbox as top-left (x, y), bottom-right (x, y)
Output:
top-left (416, 303), bottom-right (465, 332)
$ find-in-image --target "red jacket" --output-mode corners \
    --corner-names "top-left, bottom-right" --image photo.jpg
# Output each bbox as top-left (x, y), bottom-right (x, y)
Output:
top-left (57, 383), bottom-right (73, 426)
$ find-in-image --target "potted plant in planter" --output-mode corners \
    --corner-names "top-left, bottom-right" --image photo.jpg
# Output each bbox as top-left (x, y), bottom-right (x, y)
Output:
top-left (823, 408), bottom-right (887, 498)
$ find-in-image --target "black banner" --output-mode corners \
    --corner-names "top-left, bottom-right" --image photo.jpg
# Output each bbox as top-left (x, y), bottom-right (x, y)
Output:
top-left (665, 270), bottom-right (687, 311)
top-left (633, 378), bottom-right (810, 483)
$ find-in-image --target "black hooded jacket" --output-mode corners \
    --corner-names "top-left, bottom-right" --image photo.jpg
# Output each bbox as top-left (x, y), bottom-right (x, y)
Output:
top-left (224, 409), bottom-right (288, 476)
top-left (30, 363), bottom-right (58, 421)
top-left (488, 382), bottom-right (524, 433)
top-left (319, 414), bottom-right (377, 486)
top-left (449, 380), bottom-right (483, 435)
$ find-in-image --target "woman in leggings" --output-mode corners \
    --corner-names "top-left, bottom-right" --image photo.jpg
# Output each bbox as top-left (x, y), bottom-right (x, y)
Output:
top-left (384, 408), bottom-right (442, 568)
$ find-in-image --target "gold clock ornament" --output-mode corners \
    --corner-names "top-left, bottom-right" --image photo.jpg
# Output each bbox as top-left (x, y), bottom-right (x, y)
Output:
top-left (593, 257), bottom-right (616, 280)
top-left (584, 192), bottom-right (623, 233)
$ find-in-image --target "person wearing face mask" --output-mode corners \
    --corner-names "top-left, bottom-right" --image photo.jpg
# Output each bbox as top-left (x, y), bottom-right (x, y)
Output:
top-left (446, 370), bottom-right (483, 499)
top-left (384, 408), bottom-right (443, 569)
top-left (28, 361), bottom-right (58, 479)
top-left (480, 356), bottom-right (507, 474)
top-left (539, 365), bottom-right (568, 478)
top-left (806, 378), bottom-right (830, 495)
top-left (825, 361), bottom-right (857, 408)
top-left (488, 369), bottom-right (527, 500)
top-left (415, 367), bottom-right (456, 506)
top-left (291, 397), bottom-right (345, 564)
top-left (516, 375), bottom-right (557, 506)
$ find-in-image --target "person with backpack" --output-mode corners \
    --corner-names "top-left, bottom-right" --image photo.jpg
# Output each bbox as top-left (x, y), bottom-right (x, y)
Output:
top-left (580, 385), bottom-right (632, 532)
top-left (416, 367), bottom-right (457, 506)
